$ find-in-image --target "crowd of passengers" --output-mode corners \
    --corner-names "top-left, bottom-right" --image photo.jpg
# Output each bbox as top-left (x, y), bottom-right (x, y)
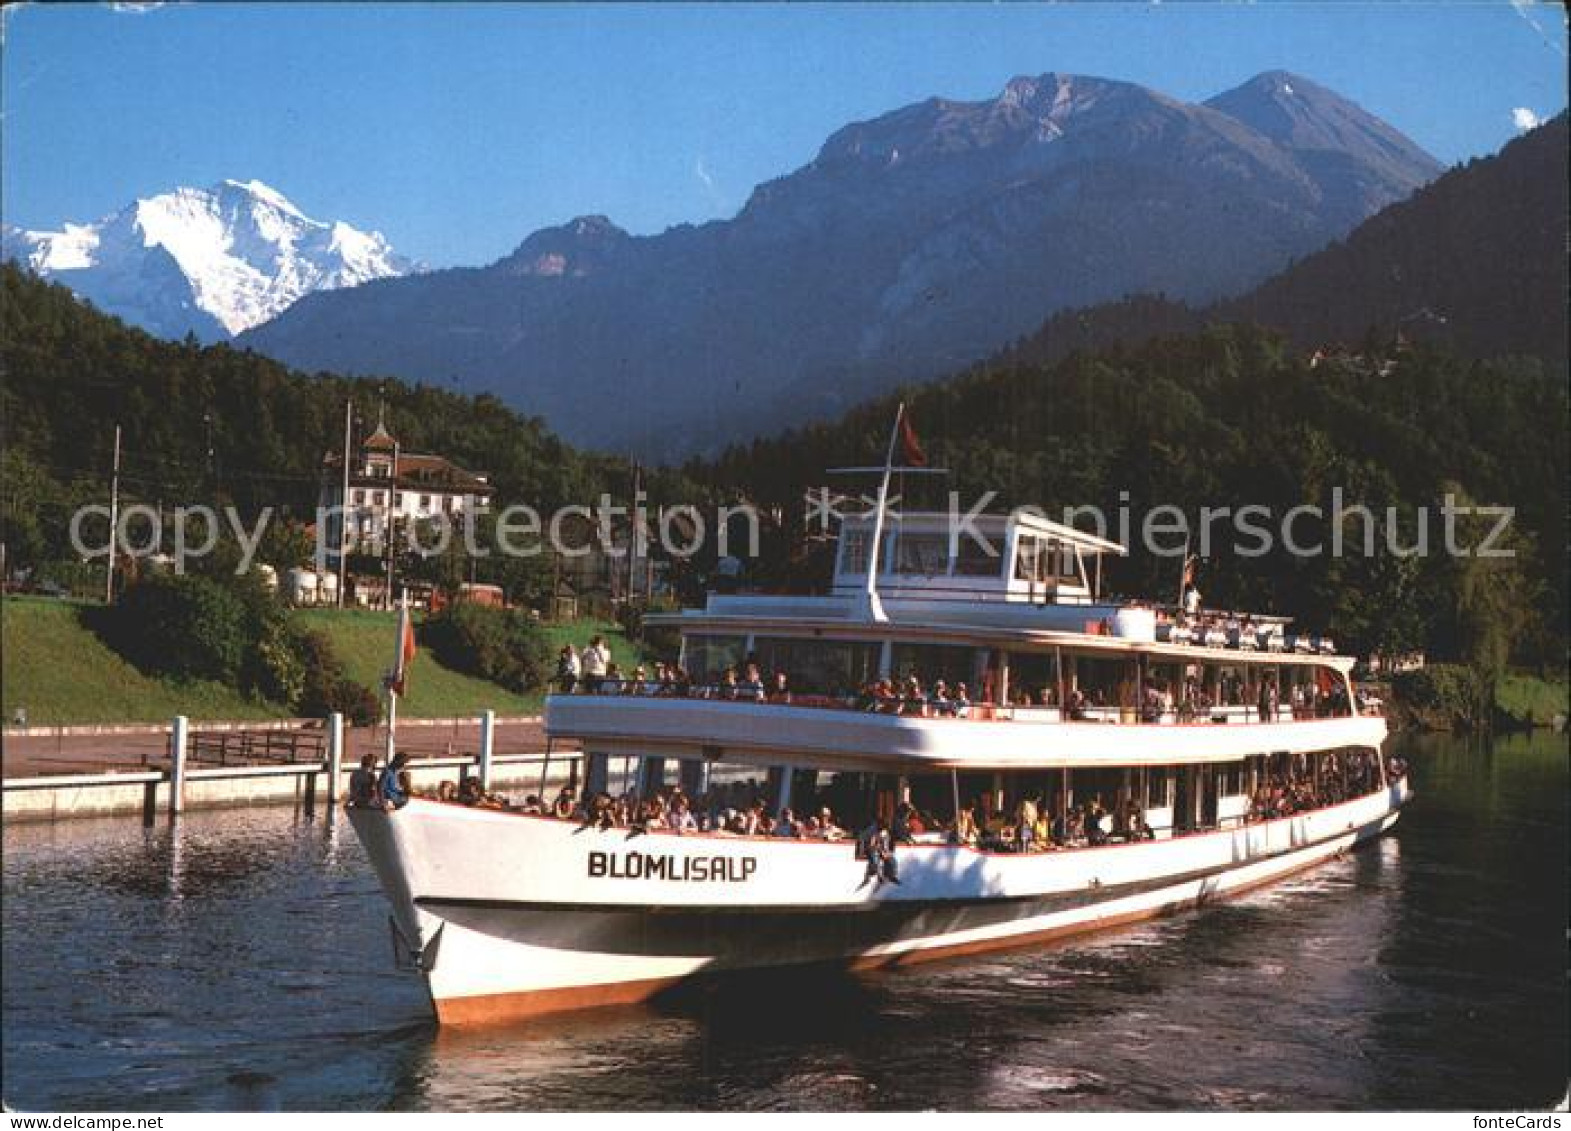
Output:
top-left (403, 775), bottom-right (1162, 852)
top-left (358, 747), bottom-right (1409, 849)
top-left (555, 636), bottom-right (1359, 723)
top-left (1248, 751), bottom-right (1400, 820)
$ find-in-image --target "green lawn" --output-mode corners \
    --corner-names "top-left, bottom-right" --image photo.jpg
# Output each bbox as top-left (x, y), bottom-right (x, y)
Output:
top-left (3, 595), bottom-right (659, 726)
top-left (537, 617), bottom-right (658, 677)
top-left (289, 609), bottom-right (656, 718)
top-left (1, 596), bottom-right (286, 726)
top-left (293, 607), bottom-right (541, 718)
top-left (1495, 671), bottom-right (1569, 728)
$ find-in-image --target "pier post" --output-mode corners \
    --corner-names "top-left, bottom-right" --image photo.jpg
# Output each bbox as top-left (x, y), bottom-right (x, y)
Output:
top-left (326, 712), bottom-right (345, 805)
top-left (169, 715), bottom-right (189, 816)
top-left (478, 709), bottom-right (495, 792)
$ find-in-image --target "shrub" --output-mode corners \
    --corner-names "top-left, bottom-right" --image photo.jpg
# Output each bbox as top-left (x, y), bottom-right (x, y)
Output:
top-left (108, 573), bottom-right (250, 684)
top-left (616, 599), bottom-right (680, 657)
top-left (1392, 663), bottom-right (1490, 730)
top-left (424, 602), bottom-right (550, 693)
top-left (231, 573), bottom-right (305, 704)
top-left (294, 629), bottom-right (381, 725)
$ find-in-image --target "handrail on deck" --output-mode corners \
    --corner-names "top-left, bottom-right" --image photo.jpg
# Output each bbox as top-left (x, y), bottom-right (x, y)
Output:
top-left (551, 680), bottom-right (1367, 723)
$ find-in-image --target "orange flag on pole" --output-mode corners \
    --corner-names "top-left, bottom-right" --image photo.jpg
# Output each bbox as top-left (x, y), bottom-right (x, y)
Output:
top-left (389, 600), bottom-right (416, 696)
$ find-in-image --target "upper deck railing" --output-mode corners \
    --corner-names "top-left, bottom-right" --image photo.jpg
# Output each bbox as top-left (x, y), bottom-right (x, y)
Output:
top-left (553, 679), bottom-right (1371, 723)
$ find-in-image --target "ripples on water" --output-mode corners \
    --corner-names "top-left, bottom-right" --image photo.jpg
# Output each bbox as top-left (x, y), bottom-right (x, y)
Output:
top-left (3, 731), bottom-right (1565, 1111)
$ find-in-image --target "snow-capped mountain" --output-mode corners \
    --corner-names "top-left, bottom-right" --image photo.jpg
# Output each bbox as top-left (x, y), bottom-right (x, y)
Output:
top-left (2, 179), bottom-right (416, 340)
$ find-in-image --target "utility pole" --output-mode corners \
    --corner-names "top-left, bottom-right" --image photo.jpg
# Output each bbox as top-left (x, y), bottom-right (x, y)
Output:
top-left (384, 438), bottom-right (400, 610)
top-left (627, 460), bottom-right (641, 606)
top-left (105, 425), bottom-right (122, 604)
top-left (338, 397), bottom-right (353, 607)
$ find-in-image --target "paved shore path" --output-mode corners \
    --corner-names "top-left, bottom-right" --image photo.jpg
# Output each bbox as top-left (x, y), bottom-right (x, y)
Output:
top-left (2, 717), bottom-right (564, 779)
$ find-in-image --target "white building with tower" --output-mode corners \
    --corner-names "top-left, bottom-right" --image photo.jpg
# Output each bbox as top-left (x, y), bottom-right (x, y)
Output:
top-left (318, 418), bottom-right (494, 576)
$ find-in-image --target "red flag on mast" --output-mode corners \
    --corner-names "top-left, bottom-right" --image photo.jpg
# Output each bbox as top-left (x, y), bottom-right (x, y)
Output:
top-left (389, 602), bottom-right (417, 696)
top-left (898, 412), bottom-right (927, 467)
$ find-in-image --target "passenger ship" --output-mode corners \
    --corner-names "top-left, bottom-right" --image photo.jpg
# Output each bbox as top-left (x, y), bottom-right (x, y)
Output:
top-left (350, 461), bottom-right (1408, 1026)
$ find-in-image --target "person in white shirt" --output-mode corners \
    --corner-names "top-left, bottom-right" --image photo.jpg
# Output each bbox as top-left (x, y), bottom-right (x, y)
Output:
top-left (581, 634), bottom-right (611, 693)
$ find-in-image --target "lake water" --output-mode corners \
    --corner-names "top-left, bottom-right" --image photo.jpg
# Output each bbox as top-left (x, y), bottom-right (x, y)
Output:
top-left (3, 730), bottom-right (1565, 1111)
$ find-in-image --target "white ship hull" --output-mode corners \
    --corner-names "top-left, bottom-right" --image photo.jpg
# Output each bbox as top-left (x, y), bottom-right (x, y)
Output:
top-left (349, 778), bottom-right (1409, 1026)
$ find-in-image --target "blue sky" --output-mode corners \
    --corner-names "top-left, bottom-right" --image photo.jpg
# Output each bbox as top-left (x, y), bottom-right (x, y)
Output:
top-left (3, 2), bottom-right (1565, 267)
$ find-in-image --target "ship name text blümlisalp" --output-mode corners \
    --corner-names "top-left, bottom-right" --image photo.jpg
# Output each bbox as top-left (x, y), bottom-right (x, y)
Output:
top-left (587, 850), bottom-right (758, 883)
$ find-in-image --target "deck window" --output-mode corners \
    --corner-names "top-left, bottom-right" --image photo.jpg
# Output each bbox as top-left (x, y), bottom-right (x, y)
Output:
top-left (953, 533), bottom-right (1003, 576)
top-left (1008, 650), bottom-right (1061, 706)
top-left (1014, 536), bottom-right (1081, 585)
top-left (893, 531), bottom-right (948, 576)
top-left (1014, 536), bottom-right (1041, 582)
top-left (682, 635), bottom-right (748, 683)
top-left (752, 637), bottom-right (880, 697)
top-left (890, 642), bottom-right (975, 689)
top-left (838, 529), bottom-right (872, 575)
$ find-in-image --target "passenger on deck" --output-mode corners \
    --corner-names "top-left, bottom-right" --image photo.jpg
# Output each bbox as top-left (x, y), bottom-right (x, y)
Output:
top-left (1121, 798), bottom-right (1153, 840)
top-left (817, 806), bottom-right (847, 841)
top-left (901, 676), bottom-right (926, 716)
top-left (741, 664), bottom-right (766, 702)
top-left (1016, 794), bottom-right (1040, 851)
top-left (1257, 678), bottom-right (1279, 722)
top-left (670, 796), bottom-right (699, 834)
top-left (520, 794), bottom-right (544, 815)
top-left (555, 644), bottom-right (580, 693)
top-left (348, 753), bottom-right (379, 808)
top-left (859, 819), bottom-right (900, 886)
top-left (585, 792), bottom-right (614, 830)
top-left (929, 680), bottom-right (952, 716)
top-left (772, 807), bottom-right (802, 837)
top-left (604, 661), bottom-right (623, 693)
top-left (951, 804), bottom-right (979, 846)
top-left (953, 682), bottom-right (972, 718)
top-left (552, 787), bottom-right (577, 820)
top-left (378, 752), bottom-right (410, 809)
top-left (768, 671), bottom-right (791, 703)
top-left (582, 635), bottom-right (611, 692)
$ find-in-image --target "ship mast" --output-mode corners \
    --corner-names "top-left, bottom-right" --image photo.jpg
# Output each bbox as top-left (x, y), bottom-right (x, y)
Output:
top-left (829, 402), bottom-right (945, 625)
top-left (862, 405), bottom-right (906, 623)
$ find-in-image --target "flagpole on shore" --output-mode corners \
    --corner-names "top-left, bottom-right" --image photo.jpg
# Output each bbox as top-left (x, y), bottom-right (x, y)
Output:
top-left (384, 592), bottom-right (410, 764)
top-left (384, 669), bottom-right (399, 765)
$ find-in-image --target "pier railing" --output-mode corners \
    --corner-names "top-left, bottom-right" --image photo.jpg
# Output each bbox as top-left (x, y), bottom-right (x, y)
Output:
top-left (2, 710), bottom-right (574, 824)
top-left (184, 726), bottom-right (329, 767)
